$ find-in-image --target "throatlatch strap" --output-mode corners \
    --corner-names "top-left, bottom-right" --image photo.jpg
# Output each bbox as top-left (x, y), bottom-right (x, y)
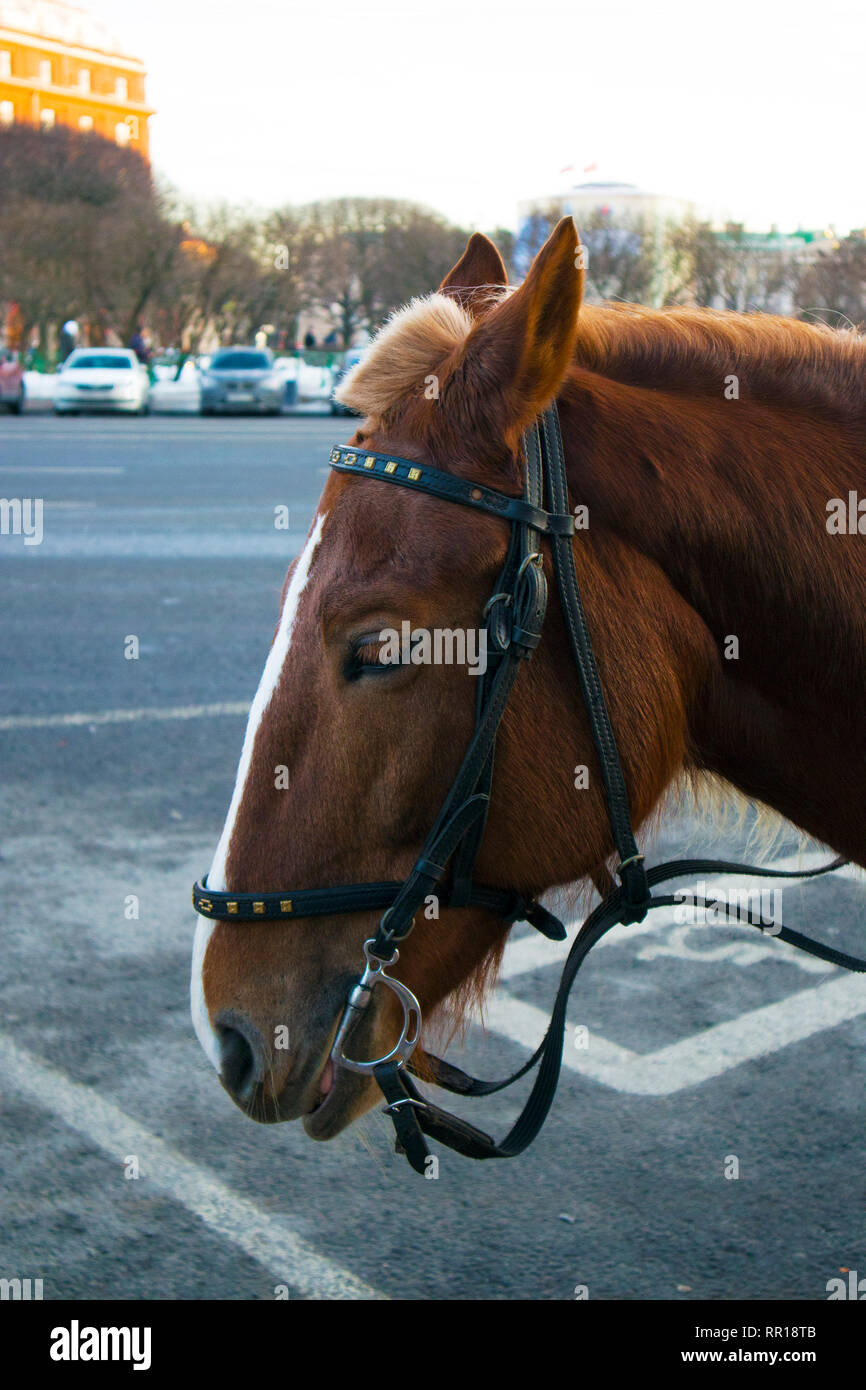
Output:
top-left (536, 409), bottom-right (649, 918)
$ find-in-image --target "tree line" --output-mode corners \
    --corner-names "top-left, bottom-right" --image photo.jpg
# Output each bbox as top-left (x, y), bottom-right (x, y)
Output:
top-left (0, 124), bottom-right (513, 360)
top-left (2, 123), bottom-right (865, 365)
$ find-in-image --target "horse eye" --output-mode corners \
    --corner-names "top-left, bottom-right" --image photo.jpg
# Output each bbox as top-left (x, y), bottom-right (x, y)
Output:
top-left (344, 635), bottom-right (394, 682)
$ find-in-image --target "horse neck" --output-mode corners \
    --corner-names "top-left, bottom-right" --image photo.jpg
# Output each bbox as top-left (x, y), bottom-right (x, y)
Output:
top-left (558, 370), bottom-right (866, 864)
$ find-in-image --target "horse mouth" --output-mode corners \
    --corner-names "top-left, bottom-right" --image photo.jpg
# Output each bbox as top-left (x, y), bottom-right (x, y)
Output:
top-left (302, 1055), bottom-right (371, 1139)
top-left (302, 1000), bottom-right (389, 1138)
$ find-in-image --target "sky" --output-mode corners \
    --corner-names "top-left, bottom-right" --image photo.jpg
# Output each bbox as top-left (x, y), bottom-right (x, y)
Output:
top-left (84, 0), bottom-right (866, 234)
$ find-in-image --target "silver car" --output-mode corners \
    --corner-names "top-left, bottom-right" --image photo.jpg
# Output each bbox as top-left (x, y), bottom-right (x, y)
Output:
top-left (199, 348), bottom-right (284, 416)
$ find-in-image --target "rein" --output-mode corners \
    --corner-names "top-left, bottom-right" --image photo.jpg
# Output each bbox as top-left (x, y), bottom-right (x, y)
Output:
top-left (193, 404), bottom-right (864, 1176)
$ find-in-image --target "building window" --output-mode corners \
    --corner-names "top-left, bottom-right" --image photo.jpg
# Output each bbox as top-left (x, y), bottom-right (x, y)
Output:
top-left (0, 100), bottom-right (14, 126)
top-left (114, 119), bottom-right (130, 145)
top-left (78, 114), bottom-right (93, 132)
top-left (40, 107), bottom-right (55, 128)
top-left (0, 50), bottom-right (11, 78)
top-left (78, 68), bottom-right (91, 93)
top-left (115, 76), bottom-right (128, 101)
top-left (39, 59), bottom-right (52, 84)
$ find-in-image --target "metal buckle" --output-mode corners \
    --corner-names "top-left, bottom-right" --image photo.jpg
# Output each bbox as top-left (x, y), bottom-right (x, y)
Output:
top-left (516, 551), bottom-right (543, 581)
top-left (482, 591), bottom-right (512, 620)
top-left (331, 940), bottom-right (422, 1075)
top-left (616, 853), bottom-right (646, 880)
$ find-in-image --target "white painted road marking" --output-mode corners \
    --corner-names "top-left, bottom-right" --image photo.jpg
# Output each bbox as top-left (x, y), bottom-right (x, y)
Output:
top-left (0, 466), bottom-right (124, 474)
top-left (0, 701), bottom-right (249, 730)
top-left (0, 1031), bottom-right (385, 1301)
top-left (486, 972), bottom-right (866, 1096)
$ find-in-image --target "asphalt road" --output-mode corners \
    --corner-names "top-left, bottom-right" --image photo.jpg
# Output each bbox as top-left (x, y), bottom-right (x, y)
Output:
top-left (1, 413), bottom-right (864, 1301)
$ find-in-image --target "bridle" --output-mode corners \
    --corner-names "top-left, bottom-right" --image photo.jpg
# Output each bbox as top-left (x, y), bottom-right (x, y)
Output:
top-left (193, 403), bottom-right (865, 1176)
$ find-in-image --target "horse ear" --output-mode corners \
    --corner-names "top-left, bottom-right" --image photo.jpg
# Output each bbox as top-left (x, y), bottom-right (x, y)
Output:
top-left (439, 232), bottom-right (508, 315)
top-left (451, 217), bottom-right (583, 444)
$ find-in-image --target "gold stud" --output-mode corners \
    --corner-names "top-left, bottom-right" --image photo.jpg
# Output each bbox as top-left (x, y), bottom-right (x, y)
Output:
top-left (471, 488), bottom-right (483, 501)
top-left (345, 452), bottom-right (357, 465)
top-left (199, 897), bottom-right (213, 912)
top-left (253, 901), bottom-right (265, 914)
top-left (227, 901), bottom-right (238, 914)
top-left (280, 899), bottom-right (293, 913)
top-left (364, 456), bottom-right (376, 468)
top-left (384, 461), bottom-right (398, 474)
top-left (329, 448), bottom-right (340, 462)
top-left (408, 467), bottom-right (421, 481)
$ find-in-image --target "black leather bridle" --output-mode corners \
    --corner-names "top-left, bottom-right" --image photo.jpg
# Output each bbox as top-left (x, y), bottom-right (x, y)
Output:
top-left (193, 403), bottom-right (864, 1176)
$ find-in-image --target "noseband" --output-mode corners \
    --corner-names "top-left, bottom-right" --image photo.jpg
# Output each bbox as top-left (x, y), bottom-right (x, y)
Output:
top-left (194, 403), bottom-right (863, 1176)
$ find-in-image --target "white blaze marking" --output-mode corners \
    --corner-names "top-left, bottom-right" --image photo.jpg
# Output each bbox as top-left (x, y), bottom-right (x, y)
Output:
top-left (190, 512), bottom-right (328, 1070)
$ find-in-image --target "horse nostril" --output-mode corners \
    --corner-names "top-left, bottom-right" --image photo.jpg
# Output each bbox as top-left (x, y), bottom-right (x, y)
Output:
top-left (218, 1024), bottom-right (263, 1103)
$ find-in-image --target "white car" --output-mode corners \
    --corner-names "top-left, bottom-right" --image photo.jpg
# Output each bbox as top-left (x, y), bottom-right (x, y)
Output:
top-left (54, 349), bottom-right (150, 415)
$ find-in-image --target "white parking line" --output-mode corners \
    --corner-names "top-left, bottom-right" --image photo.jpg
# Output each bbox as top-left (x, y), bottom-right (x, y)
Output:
top-left (485, 972), bottom-right (866, 1096)
top-left (0, 701), bottom-right (249, 730)
top-left (0, 1032), bottom-right (385, 1300)
top-left (0, 466), bottom-right (124, 474)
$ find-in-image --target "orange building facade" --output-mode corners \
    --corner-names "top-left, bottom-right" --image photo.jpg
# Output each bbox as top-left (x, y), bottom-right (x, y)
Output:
top-left (0, 1), bottom-right (152, 157)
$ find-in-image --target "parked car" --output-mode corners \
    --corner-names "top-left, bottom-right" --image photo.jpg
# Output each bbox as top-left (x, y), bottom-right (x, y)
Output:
top-left (0, 350), bottom-right (25, 413)
top-left (330, 347), bottom-right (366, 415)
top-left (272, 354), bottom-right (338, 406)
top-left (198, 347), bottom-right (284, 415)
top-left (53, 349), bottom-right (150, 415)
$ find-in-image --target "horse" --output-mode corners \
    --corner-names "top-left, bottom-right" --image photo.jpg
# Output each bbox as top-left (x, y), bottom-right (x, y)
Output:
top-left (191, 216), bottom-right (866, 1146)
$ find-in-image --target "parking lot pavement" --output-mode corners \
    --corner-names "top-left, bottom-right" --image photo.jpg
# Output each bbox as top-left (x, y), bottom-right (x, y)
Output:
top-left (1, 416), bottom-right (864, 1300)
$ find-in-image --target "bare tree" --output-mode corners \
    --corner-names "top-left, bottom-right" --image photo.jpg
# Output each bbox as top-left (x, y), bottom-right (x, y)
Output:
top-left (793, 233), bottom-right (866, 331)
top-left (299, 198), bottom-right (473, 343)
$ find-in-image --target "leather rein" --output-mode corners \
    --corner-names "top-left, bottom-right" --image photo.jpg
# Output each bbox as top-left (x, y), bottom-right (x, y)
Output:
top-left (193, 403), bottom-right (864, 1176)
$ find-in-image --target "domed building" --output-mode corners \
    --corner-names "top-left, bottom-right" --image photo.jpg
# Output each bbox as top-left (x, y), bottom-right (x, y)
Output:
top-left (0, 0), bottom-right (152, 156)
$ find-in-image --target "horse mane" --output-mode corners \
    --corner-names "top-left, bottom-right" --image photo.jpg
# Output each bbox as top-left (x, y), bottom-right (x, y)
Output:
top-left (574, 302), bottom-right (866, 419)
top-left (337, 291), bottom-right (866, 422)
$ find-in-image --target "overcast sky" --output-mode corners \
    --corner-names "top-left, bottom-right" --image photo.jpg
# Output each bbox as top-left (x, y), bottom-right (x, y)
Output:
top-left (87, 0), bottom-right (865, 233)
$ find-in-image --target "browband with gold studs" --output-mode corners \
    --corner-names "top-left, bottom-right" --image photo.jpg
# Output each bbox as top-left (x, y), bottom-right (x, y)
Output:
top-left (328, 446), bottom-right (575, 535)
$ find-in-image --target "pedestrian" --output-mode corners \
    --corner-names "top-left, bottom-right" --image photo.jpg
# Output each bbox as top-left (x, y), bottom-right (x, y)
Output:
top-left (59, 319), bottom-right (79, 362)
top-left (129, 321), bottom-right (151, 366)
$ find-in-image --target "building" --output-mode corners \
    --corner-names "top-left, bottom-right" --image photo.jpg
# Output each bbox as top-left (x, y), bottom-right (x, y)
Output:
top-left (516, 180), bottom-right (698, 304)
top-left (518, 180), bottom-right (697, 234)
top-left (705, 225), bottom-right (828, 315)
top-left (0, 0), bottom-right (152, 157)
